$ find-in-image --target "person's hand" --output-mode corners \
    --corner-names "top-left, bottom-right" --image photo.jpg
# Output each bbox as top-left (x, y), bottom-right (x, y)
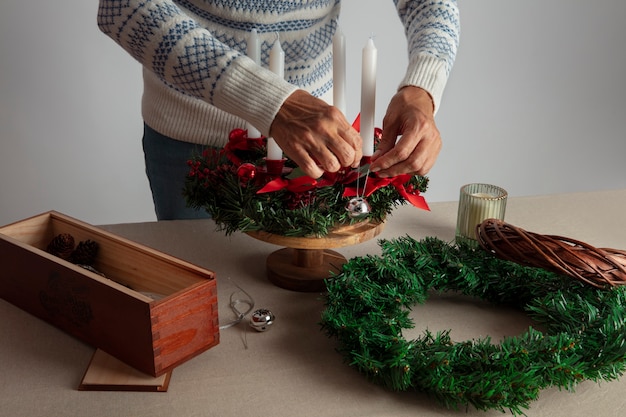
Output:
top-left (269, 90), bottom-right (362, 178)
top-left (370, 86), bottom-right (441, 177)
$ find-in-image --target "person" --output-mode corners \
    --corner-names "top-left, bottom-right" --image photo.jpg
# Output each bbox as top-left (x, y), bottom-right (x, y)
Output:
top-left (97, 0), bottom-right (460, 220)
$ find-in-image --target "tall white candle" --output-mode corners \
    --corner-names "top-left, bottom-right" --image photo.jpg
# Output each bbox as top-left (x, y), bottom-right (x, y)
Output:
top-left (247, 28), bottom-right (261, 65)
top-left (267, 34), bottom-right (284, 160)
top-left (266, 134), bottom-right (283, 160)
top-left (332, 27), bottom-right (347, 116)
top-left (360, 37), bottom-right (377, 157)
top-left (269, 35), bottom-right (285, 78)
top-left (246, 29), bottom-right (262, 138)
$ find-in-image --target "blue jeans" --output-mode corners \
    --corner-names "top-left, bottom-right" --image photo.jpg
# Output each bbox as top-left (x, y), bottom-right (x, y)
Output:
top-left (142, 124), bottom-right (210, 220)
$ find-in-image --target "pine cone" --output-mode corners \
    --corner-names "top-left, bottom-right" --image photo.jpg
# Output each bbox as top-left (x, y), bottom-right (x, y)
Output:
top-left (46, 233), bottom-right (75, 260)
top-left (70, 239), bottom-right (99, 266)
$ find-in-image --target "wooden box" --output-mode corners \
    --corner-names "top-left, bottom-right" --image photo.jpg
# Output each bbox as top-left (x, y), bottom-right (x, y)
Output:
top-left (0, 211), bottom-right (219, 377)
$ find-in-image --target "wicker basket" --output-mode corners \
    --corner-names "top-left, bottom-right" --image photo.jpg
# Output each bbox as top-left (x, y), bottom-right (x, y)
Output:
top-left (476, 218), bottom-right (626, 288)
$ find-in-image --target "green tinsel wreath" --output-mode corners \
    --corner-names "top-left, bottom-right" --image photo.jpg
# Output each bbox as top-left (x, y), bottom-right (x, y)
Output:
top-left (320, 236), bottom-right (626, 415)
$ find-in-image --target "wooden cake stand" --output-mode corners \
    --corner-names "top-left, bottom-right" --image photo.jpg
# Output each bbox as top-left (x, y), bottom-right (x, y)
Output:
top-left (246, 220), bottom-right (385, 292)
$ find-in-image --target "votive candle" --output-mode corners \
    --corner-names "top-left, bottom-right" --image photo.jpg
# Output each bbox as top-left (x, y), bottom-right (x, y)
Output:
top-left (456, 183), bottom-right (508, 243)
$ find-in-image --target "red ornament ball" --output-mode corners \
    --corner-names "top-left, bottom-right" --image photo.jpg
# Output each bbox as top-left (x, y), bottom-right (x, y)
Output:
top-left (237, 163), bottom-right (257, 184)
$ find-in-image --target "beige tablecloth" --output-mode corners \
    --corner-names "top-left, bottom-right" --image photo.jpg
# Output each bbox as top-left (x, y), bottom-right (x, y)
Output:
top-left (2, 189), bottom-right (626, 416)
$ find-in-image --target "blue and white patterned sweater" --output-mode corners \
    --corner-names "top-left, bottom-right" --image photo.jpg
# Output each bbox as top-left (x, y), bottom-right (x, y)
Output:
top-left (98, 0), bottom-right (459, 146)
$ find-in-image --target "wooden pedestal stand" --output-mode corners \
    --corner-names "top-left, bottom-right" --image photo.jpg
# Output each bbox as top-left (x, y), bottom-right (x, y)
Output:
top-left (246, 220), bottom-right (385, 292)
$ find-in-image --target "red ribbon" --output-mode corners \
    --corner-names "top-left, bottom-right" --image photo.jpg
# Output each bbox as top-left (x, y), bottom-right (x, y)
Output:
top-left (225, 129), bottom-right (265, 165)
top-left (257, 175), bottom-right (337, 194)
top-left (258, 176), bottom-right (312, 194)
top-left (343, 174), bottom-right (430, 211)
top-left (257, 168), bottom-right (362, 194)
top-left (225, 122), bottom-right (429, 211)
top-left (352, 113), bottom-right (361, 132)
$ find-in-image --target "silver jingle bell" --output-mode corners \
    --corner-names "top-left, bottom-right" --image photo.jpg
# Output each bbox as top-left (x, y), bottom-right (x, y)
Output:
top-left (345, 197), bottom-right (371, 219)
top-left (249, 308), bottom-right (275, 332)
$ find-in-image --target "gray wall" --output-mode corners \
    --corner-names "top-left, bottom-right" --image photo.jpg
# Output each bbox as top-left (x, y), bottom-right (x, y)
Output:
top-left (1, 1), bottom-right (625, 226)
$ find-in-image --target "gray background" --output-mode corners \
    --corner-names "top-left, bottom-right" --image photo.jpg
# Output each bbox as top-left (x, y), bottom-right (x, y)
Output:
top-left (1, 1), bottom-right (625, 226)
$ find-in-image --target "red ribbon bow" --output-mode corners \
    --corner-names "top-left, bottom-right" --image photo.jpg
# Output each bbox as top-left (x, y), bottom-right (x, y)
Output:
top-left (343, 174), bottom-right (430, 211)
top-left (225, 129), bottom-right (265, 165)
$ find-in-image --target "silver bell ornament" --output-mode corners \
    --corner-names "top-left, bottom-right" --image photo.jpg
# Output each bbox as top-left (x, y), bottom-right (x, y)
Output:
top-left (249, 308), bottom-right (275, 332)
top-left (345, 197), bottom-right (371, 219)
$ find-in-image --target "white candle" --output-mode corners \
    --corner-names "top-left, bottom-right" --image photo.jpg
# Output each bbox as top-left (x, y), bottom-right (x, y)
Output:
top-left (266, 138), bottom-right (283, 160)
top-left (332, 27), bottom-right (347, 116)
top-left (247, 28), bottom-right (261, 65)
top-left (465, 193), bottom-right (500, 240)
top-left (269, 34), bottom-right (285, 78)
top-left (267, 34), bottom-right (285, 160)
top-left (360, 37), bottom-right (377, 157)
top-left (246, 29), bottom-right (262, 138)
top-left (456, 187), bottom-right (507, 242)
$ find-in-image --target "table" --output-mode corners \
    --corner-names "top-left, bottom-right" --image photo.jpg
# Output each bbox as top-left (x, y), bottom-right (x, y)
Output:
top-left (2, 189), bottom-right (626, 416)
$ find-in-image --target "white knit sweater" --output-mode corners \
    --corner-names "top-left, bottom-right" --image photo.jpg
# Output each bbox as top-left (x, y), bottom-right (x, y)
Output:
top-left (97, 0), bottom-right (459, 146)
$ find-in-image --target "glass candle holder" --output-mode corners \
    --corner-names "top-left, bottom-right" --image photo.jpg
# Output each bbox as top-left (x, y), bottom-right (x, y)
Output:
top-left (455, 183), bottom-right (508, 244)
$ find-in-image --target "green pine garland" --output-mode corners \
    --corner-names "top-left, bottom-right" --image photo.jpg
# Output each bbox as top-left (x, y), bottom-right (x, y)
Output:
top-left (320, 236), bottom-right (626, 415)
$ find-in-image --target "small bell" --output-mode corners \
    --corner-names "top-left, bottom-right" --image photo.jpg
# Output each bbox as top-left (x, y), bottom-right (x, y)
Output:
top-left (345, 197), bottom-right (371, 219)
top-left (249, 308), bottom-right (275, 332)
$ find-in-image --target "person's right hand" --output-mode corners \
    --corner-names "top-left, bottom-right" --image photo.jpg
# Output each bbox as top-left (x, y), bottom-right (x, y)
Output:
top-left (269, 90), bottom-right (362, 179)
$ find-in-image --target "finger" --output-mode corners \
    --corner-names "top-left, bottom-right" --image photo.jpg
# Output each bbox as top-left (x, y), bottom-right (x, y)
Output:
top-left (371, 132), bottom-right (418, 173)
top-left (314, 146), bottom-right (342, 173)
top-left (281, 140), bottom-right (326, 178)
top-left (309, 124), bottom-right (362, 171)
top-left (374, 135), bottom-right (441, 177)
top-left (374, 122), bottom-right (402, 158)
top-left (332, 126), bottom-right (362, 168)
top-left (295, 153), bottom-right (325, 178)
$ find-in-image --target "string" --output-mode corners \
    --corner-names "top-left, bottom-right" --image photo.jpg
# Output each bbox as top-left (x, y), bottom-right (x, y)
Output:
top-left (219, 280), bottom-right (255, 348)
top-left (219, 283), bottom-right (255, 329)
top-left (361, 166), bottom-right (370, 199)
top-left (355, 165), bottom-right (361, 196)
top-left (354, 163), bottom-right (371, 199)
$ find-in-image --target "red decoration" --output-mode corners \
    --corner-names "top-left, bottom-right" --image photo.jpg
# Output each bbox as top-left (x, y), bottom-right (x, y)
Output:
top-left (343, 173), bottom-right (430, 211)
top-left (188, 126), bottom-right (429, 212)
top-left (224, 129), bottom-right (265, 165)
top-left (236, 163), bottom-right (257, 185)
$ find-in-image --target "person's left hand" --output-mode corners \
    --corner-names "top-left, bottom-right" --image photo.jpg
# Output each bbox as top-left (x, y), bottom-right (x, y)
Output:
top-left (269, 90), bottom-right (362, 179)
top-left (369, 86), bottom-right (442, 177)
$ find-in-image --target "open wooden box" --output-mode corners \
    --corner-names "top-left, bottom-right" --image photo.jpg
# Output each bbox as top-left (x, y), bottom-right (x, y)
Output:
top-left (0, 211), bottom-right (219, 377)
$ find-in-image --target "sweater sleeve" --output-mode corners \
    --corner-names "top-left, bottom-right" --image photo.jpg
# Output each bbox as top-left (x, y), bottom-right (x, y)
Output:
top-left (97, 0), bottom-right (296, 135)
top-left (395, 0), bottom-right (460, 113)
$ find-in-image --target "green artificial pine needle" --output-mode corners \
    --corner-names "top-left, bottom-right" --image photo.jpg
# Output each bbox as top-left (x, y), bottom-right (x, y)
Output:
top-left (183, 145), bottom-right (428, 237)
top-left (320, 236), bottom-right (626, 415)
